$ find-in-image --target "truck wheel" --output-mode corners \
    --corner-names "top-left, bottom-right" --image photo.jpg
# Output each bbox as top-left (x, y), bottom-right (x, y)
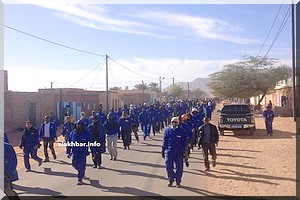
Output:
top-left (250, 128), bottom-right (255, 135)
top-left (219, 130), bottom-right (224, 136)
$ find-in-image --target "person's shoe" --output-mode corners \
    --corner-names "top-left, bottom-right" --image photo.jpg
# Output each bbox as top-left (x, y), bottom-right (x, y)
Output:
top-left (110, 156), bottom-right (113, 160)
top-left (205, 167), bottom-right (210, 171)
top-left (25, 169), bottom-right (31, 172)
top-left (77, 180), bottom-right (83, 185)
top-left (44, 158), bottom-right (49, 162)
top-left (127, 146), bottom-right (130, 150)
top-left (38, 160), bottom-right (43, 166)
top-left (185, 161), bottom-right (189, 167)
top-left (98, 165), bottom-right (101, 169)
top-left (167, 181), bottom-right (173, 187)
top-left (176, 183), bottom-right (182, 188)
top-left (123, 147), bottom-right (127, 150)
top-left (93, 165), bottom-right (97, 168)
top-left (212, 160), bottom-right (216, 167)
top-left (113, 158), bottom-right (117, 161)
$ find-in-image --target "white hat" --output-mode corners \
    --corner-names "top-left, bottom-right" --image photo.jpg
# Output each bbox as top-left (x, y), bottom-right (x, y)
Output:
top-left (192, 108), bottom-right (198, 112)
top-left (171, 117), bottom-right (179, 123)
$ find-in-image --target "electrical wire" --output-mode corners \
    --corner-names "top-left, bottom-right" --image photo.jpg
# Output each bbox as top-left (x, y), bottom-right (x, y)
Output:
top-left (69, 58), bottom-right (105, 87)
top-left (108, 56), bottom-right (155, 79)
top-left (263, 5), bottom-right (291, 58)
top-left (2, 24), bottom-right (106, 57)
top-left (256, 2), bottom-right (284, 58)
top-left (89, 60), bottom-right (105, 89)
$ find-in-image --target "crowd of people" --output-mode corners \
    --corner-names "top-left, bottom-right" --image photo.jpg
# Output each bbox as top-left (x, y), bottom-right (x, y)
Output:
top-left (4, 98), bottom-right (219, 195)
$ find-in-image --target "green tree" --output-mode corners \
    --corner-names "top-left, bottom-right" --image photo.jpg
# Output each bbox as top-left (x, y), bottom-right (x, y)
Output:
top-left (134, 83), bottom-right (148, 90)
top-left (148, 82), bottom-right (160, 92)
top-left (109, 86), bottom-right (122, 91)
top-left (193, 88), bottom-right (207, 99)
top-left (169, 85), bottom-right (184, 99)
top-left (208, 56), bottom-right (292, 108)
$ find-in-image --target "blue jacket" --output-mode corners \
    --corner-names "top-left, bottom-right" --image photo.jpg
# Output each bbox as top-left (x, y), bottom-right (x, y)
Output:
top-left (39, 122), bottom-right (57, 140)
top-left (192, 113), bottom-right (204, 130)
top-left (181, 122), bottom-right (193, 140)
top-left (138, 111), bottom-right (150, 125)
top-left (162, 126), bottom-right (187, 154)
top-left (263, 110), bottom-right (275, 122)
top-left (20, 126), bottom-right (40, 148)
top-left (118, 117), bottom-right (132, 131)
top-left (96, 112), bottom-right (107, 125)
top-left (67, 129), bottom-right (95, 156)
top-left (62, 122), bottom-right (74, 139)
top-left (147, 108), bottom-right (157, 122)
top-left (4, 133), bottom-right (19, 182)
top-left (103, 119), bottom-right (120, 138)
top-left (87, 122), bottom-right (106, 154)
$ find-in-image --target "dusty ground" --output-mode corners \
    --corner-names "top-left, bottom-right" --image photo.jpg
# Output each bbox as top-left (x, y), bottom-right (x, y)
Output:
top-left (205, 104), bottom-right (296, 196)
top-left (6, 103), bottom-right (296, 196)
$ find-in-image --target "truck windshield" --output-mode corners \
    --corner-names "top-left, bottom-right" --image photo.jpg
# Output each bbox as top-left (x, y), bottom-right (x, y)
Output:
top-left (221, 105), bottom-right (251, 114)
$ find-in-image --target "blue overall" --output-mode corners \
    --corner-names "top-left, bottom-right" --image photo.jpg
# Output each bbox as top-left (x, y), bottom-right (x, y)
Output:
top-left (20, 127), bottom-right (42, 170)
top-left (162, 127), bottom-right (187, 184)
top-left (67, 129), bottom-right (95, 181)
top-left (263, 109), bottom-right (275, 135)
top-left (138, 111), bottom-right (150, 140)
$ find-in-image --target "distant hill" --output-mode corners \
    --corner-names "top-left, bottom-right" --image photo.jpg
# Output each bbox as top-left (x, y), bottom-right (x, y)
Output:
top-left (164, 77), bottom-right (213, 97)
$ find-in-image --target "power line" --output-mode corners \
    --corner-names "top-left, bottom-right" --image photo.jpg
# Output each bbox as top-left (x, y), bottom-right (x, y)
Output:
top-left (263, 5), bottom-right (291, 58)
top-left (2, 24), bottom-right (106, 57)
top-left (89, 60), bottom-right (105, 89)
top-left (69, 58), bottom-right (105, 87)
top-left (108, 56), bottom-right (155, 79)
top-left (256, 2), bottom-right (284, 58)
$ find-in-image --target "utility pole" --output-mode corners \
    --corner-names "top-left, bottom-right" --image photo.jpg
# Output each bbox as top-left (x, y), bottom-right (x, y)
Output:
top-left (106, 55), bottom-right (109, 114)
top-left (187, 82), bottom-right (190, 99)
top-left (291, 1), bottom-right (296, 122)
top-left (142, 80), bottom-right (145, 104)
top-left (51, 82), bottom-right (53, 89)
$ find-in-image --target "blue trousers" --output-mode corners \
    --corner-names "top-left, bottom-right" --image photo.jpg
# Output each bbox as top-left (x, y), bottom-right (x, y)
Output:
top-left (148, 121), bottom-right (156, 136)
top-left (165, 151), bottom-right (184, 184)
top-left (72, 155), bottom-right (87, 181)
top-left (23, 147), bottom-right (42, 170)
top-left (141, 124), bottom-right (149, 140)
top-left (265, 121), bottom-right (273, 135)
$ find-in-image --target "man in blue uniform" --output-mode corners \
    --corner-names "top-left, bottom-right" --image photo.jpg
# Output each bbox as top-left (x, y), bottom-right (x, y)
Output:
top-left (263, 105), bottom-right (275, 136)
top-left (87, 116), bottom-right (106, 169)
top-left (118, 111), bottom-right (132, 150)
top-left (138, 106), bottom-right (150, 140)
top-left (20, 121), bottom-right (43, 171)
top-left (162, 117), bottom-right (187, 188)
top-left (4, 132), bottom-right (19, 197)
top-left (104, 113), bottom-right (120, 161)
top-left (39, 115), bottom-right (57, 162)
top-left (147, 104), bottom-right (157, 136)
top-left (67, 120), bottom-right (96, 185)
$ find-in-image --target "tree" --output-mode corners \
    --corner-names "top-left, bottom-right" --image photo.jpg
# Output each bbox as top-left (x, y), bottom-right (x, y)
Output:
top-left (193, 88), bottom-right (207, 99)
top-left (134, 83), bottom-right (148, 90)
top-left (169, 85), bottom-right (184, 99)
top-left (208, 56), bottom-right (292, 108)
top-left (109, 86), bottom-right (122, 91)
top-left (148, 82), bottom-right (160, 92)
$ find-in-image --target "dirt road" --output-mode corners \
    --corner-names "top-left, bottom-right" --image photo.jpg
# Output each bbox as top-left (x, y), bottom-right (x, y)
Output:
top-left (206, 105), bottom-right (296, 196)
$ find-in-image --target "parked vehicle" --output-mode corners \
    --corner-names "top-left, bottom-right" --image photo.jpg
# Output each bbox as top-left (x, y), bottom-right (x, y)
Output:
top-left (218, 104), bottom-right (256, 136)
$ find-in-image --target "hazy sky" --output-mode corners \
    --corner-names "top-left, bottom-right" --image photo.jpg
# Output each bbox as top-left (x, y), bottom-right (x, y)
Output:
top-left (3, 0), bottom-right (296, 92)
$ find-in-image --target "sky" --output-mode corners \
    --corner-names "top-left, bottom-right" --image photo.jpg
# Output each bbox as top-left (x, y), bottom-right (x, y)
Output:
top-left (2, 0), bottom-right (297, 92)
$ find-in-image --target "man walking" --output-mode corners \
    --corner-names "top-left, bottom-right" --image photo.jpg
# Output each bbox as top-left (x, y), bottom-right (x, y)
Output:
top-left (67, 120), bottom-right (96, 185)
top-left (118, 111), bottom-right (132, 150)
top-left (198, 117), bottom-right (219, 171)
top-left (263, 105), bottom-right (275, 136)
top-left (20, 121), bottom-right (43, 171)
top-left (162, 117), bottom-right (187, 188)
top-left (39, 115), bottom-right (57, 162)
top-left (104, 113), bottom-right (120, 161)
